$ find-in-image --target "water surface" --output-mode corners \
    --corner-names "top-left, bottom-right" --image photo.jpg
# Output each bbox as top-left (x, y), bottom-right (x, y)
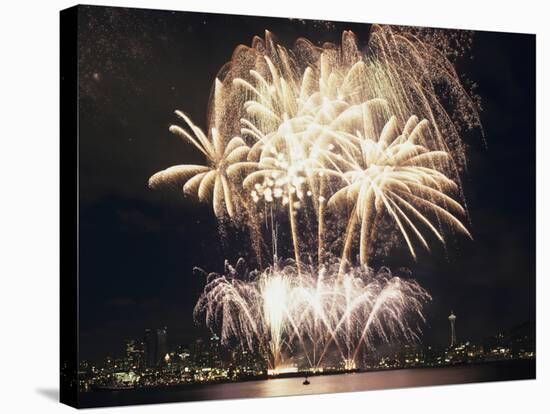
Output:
top-left (79, 359), bottom-right (535, 408)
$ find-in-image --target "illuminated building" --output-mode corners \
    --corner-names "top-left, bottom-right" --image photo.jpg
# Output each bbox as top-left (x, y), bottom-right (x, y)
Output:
top-left (144, 327), bottom-right (168, 368)
top-left (125, 339), bottom-right (144, 370)
top-left (157, 327), bottom-right (168, 366)
top-left (448, 311), bottom-right (457, 348)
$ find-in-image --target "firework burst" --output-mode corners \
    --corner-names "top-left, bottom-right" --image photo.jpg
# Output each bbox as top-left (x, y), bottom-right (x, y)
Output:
top-left (194, 258), bottom-right (430, 371)
top-left (150, 25), bottom-right (480, 373)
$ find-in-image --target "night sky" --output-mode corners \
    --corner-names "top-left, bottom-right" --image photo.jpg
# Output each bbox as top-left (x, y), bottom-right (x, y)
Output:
top-left (77, 5), bottom-right (535, 363)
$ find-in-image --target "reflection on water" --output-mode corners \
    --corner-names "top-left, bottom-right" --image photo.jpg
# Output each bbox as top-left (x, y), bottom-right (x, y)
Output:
top-left (79, 360), bottom-right (535, 408)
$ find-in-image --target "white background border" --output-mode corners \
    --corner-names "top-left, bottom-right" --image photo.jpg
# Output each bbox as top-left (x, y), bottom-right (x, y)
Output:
top-left (0, 0), bottom-right (546, 412)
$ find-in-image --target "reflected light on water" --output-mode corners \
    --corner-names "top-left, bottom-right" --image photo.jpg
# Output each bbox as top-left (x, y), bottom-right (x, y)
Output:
top-left (79, 361), bottom-right (535, 408)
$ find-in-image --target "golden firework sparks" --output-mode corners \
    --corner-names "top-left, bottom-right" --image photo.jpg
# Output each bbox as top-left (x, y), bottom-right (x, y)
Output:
top-left (150, 25), bottom-right (481, 372)
top-left (148, 106), bottom-right (251, 219)
top-left (194, 258), bottom-right (430, 372)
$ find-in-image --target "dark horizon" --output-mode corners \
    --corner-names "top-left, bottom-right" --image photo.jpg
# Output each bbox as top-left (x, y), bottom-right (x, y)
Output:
top-left (77, 5), bottom-right (535, 364)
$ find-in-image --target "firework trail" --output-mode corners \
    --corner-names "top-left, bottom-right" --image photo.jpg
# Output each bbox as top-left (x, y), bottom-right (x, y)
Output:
top-left (149, 24), bottom-right (480, 373)
top-left (194, 258), bottom-right (430, 372)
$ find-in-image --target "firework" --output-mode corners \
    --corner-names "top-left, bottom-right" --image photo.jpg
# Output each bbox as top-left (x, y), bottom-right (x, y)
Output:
top-left (327, 109), bottom-right (472, 267)
top-left (194, 258), bottom-right (430, 372)
top-left (148, 85), bottom-right (252, 219)
top-left (150, 25), bottom-right (479, 373)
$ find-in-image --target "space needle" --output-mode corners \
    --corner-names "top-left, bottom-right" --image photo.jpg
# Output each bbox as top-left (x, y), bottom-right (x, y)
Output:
top-left (448, 311), bottom-right (457, 348)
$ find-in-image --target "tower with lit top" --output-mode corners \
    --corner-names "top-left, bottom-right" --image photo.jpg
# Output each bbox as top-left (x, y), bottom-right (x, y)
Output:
top-left (448, 311), bottom-right (457, 348)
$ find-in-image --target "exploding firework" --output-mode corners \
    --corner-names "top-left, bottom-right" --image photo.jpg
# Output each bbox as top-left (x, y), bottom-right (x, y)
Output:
top-left (149, 24), bottom-right (479, 373)
top-left (148, 96), bottom-right (252, 219)
top-left (194, 258), bottom-right (430, 372)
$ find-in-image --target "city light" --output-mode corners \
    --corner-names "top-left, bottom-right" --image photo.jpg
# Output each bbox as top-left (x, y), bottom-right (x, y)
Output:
top-left (77, 324), bottom-right (535, 392)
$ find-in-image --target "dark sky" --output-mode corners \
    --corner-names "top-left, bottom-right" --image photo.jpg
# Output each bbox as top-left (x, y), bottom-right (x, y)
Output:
top-left (77, 5), bottom-right (535, 363)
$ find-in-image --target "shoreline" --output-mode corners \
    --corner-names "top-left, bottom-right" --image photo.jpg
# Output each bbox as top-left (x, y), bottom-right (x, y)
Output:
top-left (83, 358), bottom-right (535, 394)
top-left (78, 359), bottom-right (535, 408)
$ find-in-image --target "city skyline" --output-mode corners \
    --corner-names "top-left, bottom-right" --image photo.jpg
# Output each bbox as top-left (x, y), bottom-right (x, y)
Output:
top-left (76, 315), bottom-right (535, 395)
top-left (79, 312), bottom-right (533, 367)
